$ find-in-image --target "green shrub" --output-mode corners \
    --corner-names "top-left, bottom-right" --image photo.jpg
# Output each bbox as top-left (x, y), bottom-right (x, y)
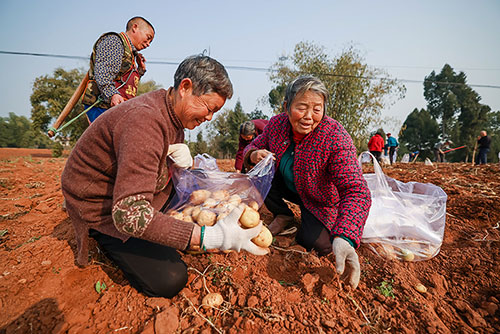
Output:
top-left (52, 142), bottom-right (64, 157)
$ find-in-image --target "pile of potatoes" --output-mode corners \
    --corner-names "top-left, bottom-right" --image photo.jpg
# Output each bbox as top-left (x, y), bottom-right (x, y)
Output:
top-left (167, 189), bottom-right (272, 250)
top-left (370, 239), bottom-right (440, 262)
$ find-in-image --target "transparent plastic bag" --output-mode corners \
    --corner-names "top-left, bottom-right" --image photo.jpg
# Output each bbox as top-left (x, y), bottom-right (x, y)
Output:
top-left (358, 151), bottom-right (447, 261)
top-left (401, 153), bottom-right (410, 163)
top-left (360, 152), bottom-right (373, 164)
top-left (166, 153), bottom-right (275, 218)
top-left (194, 153), bottom-right (219, 171)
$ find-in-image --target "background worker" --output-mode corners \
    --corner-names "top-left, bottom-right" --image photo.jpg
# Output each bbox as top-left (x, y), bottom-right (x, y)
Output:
top-left (409, 150), bottom-right (420, 162)
top-left (476, 130), bottom-right (491, 164)
top-left (243, 76), bottom-right (371, 289)
top-left (386, 133), bottom-right (399, 164)
top-left (367, 130), bottom-right (385, 162)
top-left (235, 119), bottom-right (268, 173)
top-left (62, 55), bottom-right (267, 299)
top-left (433, 139), bottom-right (452, 162)
top-left (81, 16), bottom-right (155, 122)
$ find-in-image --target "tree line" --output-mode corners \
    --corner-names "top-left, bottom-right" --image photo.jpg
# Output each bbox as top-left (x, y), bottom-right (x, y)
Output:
top-left (0, 112), bottom-right (52, 149)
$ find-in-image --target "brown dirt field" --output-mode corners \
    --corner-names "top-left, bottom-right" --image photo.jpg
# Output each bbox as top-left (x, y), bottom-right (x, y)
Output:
top-left (0, 149), bottom-right (499, 333)
top-left (0, 148), bottom-right (55, 159)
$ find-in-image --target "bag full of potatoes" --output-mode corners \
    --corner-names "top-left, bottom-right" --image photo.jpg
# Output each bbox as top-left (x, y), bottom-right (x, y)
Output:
top-left (166, 153), bottom-right (275, 252)
top-left (358, 151), bottom-right (447, 262)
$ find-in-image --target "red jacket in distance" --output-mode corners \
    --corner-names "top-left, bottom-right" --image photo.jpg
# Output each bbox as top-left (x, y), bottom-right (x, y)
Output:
top-left (234, 119), bottom-right (269, 171)
top-left (368, 133), bottom-right (384, 152)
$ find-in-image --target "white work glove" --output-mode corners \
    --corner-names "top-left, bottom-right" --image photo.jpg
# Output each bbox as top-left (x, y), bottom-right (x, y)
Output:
top-left (203, 205), bottom-right (269, 255)
top-left (332, 237), bottom-right (360, 289)
top-left (167, 143), bottom-right (193, 169)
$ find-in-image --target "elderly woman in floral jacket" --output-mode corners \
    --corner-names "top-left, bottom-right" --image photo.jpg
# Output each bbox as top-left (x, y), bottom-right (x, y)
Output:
top-left (243, 75), bottom-right (371, 289)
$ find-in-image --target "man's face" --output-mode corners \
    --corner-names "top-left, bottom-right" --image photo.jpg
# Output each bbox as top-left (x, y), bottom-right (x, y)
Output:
top-left (177, 90), bottom-right (226, 130)
top-left (130, 24), bottom-right (154, 51)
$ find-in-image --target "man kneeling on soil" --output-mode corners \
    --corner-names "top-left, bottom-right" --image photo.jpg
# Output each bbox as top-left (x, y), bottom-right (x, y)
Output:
top-left (61, 55), bottom-right (268, 298)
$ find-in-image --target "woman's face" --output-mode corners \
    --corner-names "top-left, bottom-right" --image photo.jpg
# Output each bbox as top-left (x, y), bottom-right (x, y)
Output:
top-left (287, 90), bottom-right (324, 135)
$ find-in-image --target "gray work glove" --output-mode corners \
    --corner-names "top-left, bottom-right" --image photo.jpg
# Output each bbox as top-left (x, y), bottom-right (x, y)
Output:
top-left (203, 205), bottom-right (269, 255)
top-left (167, 143), bottom-right (193, 169)
top-left (332, 237), bottom-right (360, 289)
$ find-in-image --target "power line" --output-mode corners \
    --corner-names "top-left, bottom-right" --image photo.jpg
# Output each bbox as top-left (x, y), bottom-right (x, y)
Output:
top-left (0, 50), bottom-right (89, 61)
top-left (1, 50), bottom-right (500, 89)
top-left (373, 64), bottom-right (500, 71)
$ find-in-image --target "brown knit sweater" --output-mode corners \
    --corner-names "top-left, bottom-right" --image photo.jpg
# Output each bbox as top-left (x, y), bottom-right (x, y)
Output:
top-left (61, 88), bottom-right (194, 265)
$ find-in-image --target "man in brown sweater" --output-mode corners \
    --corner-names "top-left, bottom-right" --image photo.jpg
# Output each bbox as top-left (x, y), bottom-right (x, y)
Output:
top-left (61, 55), bottom-right (267, 298)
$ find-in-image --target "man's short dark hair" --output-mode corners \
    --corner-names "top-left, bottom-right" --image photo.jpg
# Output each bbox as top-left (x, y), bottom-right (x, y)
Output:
top-left (126, 16), bottom-right (155, 33)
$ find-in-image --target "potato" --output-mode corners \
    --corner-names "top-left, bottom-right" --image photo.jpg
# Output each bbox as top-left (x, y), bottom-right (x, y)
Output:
top-left (196, 209), bottom-right (217, 226)
top-left (189, 189), bottom-right (211, 205)
top-left (202, 198), bottom-right (218, 208)
top-left (211, 189), bottom-right (229, 201)
top-left (181, 214), bottom-right (194, 223)
top-left (201, 292), bottom-right (223, 309)
top-left (227, 194), bottom-right (242, 206)
top-left (401, 249), bottom-right (415, 262)
top-left (170, 211), bottom-right (194, 223)
top-left (248, 200), bottom-right (259, 211)
top-left (169, 211), bottom-right (184, 220)
top-left (415, 283), bottom-right (427, 293)
top-left (182, 206), bottom-right (195, 216)
top-left (252, 225), bottom-right (273, 248)
top-left (191, 206), bottom-right (202, 221)
top-left (239, 206), bottom-right (260, 228)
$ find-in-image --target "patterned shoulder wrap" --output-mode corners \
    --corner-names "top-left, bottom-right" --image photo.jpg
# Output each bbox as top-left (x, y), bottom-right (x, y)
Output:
top-left (112, 195), bottom-right (154, 236)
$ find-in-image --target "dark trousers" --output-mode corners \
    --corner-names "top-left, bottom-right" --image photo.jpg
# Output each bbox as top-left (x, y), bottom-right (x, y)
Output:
top-left (369, 151), bottom-right (382, 163)
top-left (389, 147), bottom-right (396, 164)
top-left (434, 149), bottom-right (445, 163)
top-left (476, 148), bottom-right (489, 164)
top-left (89, 229), bottom-right (188, 298)
top-left (264, 171), bottom-right (333, 256)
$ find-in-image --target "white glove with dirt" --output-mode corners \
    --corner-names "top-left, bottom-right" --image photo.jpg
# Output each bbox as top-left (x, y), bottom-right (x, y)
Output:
top-left (332, 237), bottom-right (360, 289)
top-left (203, 205), bottom-right (269, 255)
top-left (167, 143), bottom-right (193, 169)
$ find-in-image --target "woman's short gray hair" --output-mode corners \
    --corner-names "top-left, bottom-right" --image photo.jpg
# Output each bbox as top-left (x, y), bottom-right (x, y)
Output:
top-left (174, 55), bottom-right (233, 99)
top-left (283, 75), bottom-right (329, 113)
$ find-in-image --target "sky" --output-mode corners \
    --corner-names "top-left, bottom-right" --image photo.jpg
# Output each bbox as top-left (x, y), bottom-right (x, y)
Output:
top-left (1, 0), bottom-right (499, 137)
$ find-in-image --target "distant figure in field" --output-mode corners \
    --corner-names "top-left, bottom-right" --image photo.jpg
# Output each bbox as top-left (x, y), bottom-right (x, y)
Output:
top-left (433, 140), bottom-right (452, 163)
top-left (367, 131), bottom-right (385, 162)
top-left (234, 119), bottom-right (268, 173)
top-left (475, 130), bottom-right (491, 165)
top-left (385, 133), bottom-right (399, 164)
top-left (409, 150), bottom-right (420, 162)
